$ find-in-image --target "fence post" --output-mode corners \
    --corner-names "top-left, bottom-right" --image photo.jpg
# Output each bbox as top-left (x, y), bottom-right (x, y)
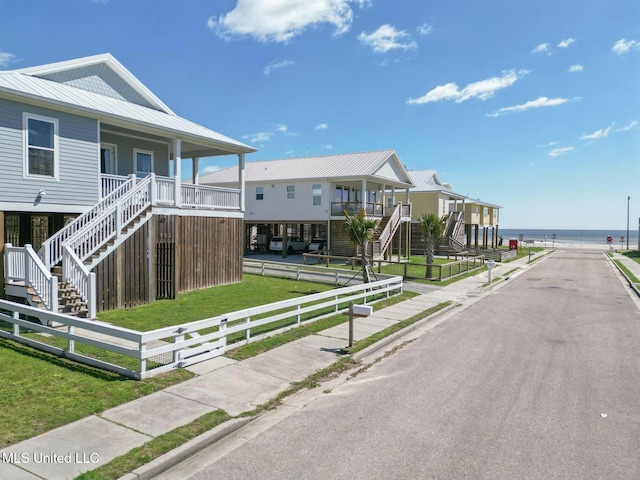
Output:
top-left (68, 325), bottom-right (75, 354)
top-left (245, 317), bottom-right (251, 341)
top-left (50, 275), bottom-right (58, 313)
top-left (296, 267), bottom-right (300, 281)
top-left (261, 262), bottom-right (265, 276)
top-left (297, 304), bottom-right (301, 325)
top-left (88, 272), bottom-right (97, 318)
top-left (13, 311), bottom-right (20, 336)
top-left (24, 244), bottom-right (32, 286)
top-left (139, 340), bottom-right (147, 377)
top-left (438, 265), bottom-right (443, 281)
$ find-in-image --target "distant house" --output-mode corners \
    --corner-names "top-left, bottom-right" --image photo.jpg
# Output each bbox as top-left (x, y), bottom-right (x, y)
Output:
top-left (0, 53), bottom-right (255, 317)
top-left (200, 150), bottom-right (414, 258)
top-left (407, 170), bottom-right (501, 253)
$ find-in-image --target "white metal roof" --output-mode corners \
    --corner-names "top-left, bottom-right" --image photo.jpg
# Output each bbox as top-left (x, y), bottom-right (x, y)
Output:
top-left (201, 150), bottom-right (414, 187)
top-left (0, 55), bottom-right (255, 155)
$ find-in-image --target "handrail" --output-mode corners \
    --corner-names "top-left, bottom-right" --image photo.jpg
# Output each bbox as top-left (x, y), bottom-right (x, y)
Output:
top-left (4, 243), bottom-right (58, 312)
top-left (62, 245), bottom-right (97, 318)
top-left (39, 175), bottom-right (137, 269)
top-left (64, 175), bottom-right (152, 263)
top-left (373, 203), bottom-right (402, 257)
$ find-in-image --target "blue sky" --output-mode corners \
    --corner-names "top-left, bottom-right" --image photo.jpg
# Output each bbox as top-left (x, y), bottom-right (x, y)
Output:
top-left (1, 0), bottom-right (638, 229)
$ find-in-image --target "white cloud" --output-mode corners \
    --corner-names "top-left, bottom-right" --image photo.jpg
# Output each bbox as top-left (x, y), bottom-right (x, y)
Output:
top-left (568, 64), bottom-right (583, 72)
top-left (417, 23), bottom-right (432, 36)
top-left (487, 96), bottom-right (570, 117)
top-left (548, 147), bottom-right (574, 157)
top-left (580, 125), bottom-right (613, 140)
top-left (243, 131), bottom-right (273, 143)
top-left (358, 24), bottom-right (417, 53)
top-left (612, 38), bottom-right (640, 54)
top-left (558, 38), bottom-right (575, 48)
top-left (618, 120), bottom-right (638, 132)
top-left (407, 70), bottom-right (526, 105)
top-left (264, 60), bottom-right (295, 75)
top-left (0, 51), bottom-right (16, 68)
top-left (315, 123), bottom-right (328, 130)
top-left (276, 124), bottom-right (288, 132)
top-left (324, 144), bottom-right (333, 149)
top-left (531, 42), bottom-right (550, 54)
top-left (208, 0), bottom-right (368, 43)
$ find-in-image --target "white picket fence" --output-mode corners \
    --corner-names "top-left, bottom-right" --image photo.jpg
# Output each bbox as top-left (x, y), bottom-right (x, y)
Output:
top-left (0, 275), bottom-right (403, 379)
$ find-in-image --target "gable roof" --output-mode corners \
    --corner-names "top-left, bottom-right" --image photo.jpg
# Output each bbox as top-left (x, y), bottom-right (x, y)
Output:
top-left (12, 53), bottom-right (173, 114)
top-left (408, 169), bottom-right (466, 199)
top-left (200, 150), bottom-right (414, 188)
top-left (0, 54), bottom-right (255, 156)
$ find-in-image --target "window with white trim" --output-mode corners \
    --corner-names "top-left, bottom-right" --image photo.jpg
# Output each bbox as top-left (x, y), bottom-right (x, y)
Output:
top-left (24, 113), bottom-right (58, 178)
top-left (287, 185), bottom-right (295, 200)
top-left (134, 149), bottom-right (153, 178)
top-left (312, 184), bottom-right (322, 206)
top-left (256, 186), bottom-right (264, 200)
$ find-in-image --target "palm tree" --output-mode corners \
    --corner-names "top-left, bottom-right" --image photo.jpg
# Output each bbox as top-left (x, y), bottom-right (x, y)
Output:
top-left (341, 209), bottom-right (379, 283)
top-left (417, 213), bottom-right (446, 278)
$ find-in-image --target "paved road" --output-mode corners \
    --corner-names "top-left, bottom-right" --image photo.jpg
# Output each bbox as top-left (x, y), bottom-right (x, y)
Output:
top-left (158, 249), bottom-right (640, 479)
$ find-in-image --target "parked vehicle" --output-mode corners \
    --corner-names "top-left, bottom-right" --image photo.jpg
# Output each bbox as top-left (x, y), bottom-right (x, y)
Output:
top-left (269, 236), bottom-right (309, 253)
top-left (308, 238), bottom-right (326, 253)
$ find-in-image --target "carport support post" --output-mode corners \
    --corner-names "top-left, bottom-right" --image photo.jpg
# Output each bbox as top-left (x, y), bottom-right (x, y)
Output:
top-left (282, 225), bottom-right (288, 259)
top-left (348, 301), bottom-right (354, 348)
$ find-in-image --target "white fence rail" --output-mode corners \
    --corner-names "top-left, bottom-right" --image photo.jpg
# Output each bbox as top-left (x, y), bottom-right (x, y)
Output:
top-left (0, 275), bottom-right (403, 379)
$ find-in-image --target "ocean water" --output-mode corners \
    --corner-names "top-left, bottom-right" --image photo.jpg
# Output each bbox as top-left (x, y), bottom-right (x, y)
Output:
top-left (498, 229), bottom-right (639, 248)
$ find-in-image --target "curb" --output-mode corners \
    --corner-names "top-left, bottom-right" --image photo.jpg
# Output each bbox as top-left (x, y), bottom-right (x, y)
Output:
top-left (117, 417), bottom-right (254, 480)
top-left (608, 254), bottom-right (640, 298)
top-left (352, 302), bottom-right (460, 362)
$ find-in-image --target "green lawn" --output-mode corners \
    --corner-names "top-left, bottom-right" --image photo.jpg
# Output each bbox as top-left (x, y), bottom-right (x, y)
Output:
top-left (97, 274), bottom-right (336, 331)
top-left (1, 273), bottom-right (412, 449)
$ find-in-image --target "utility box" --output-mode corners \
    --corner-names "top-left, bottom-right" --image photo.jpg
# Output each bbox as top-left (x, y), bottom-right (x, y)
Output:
top-left (509, 239), bottom-right (518, 251)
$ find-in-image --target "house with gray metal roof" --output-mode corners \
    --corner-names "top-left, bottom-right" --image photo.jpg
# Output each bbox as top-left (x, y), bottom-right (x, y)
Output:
top-left (407, 170), bottom-right (502, 252)
top-left (1, 53), bottom-right (255, 317)
top-left (200, 150), bottom-right (414, 258)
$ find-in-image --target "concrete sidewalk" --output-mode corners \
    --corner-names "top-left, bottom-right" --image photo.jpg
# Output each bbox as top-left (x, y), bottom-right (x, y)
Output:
top-left (611, 251), bottom-right (640, 280)
top-left (0, 251), bottom-right (548, 480)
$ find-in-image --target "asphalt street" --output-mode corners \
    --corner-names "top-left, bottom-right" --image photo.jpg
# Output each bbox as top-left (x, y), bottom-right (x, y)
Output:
top-left (157, 249), bottom-right (640, 480)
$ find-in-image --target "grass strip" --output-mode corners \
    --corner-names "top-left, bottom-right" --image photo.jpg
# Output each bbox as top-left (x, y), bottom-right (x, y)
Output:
top-left (75, 299), bottom-right (451, 480)
top-left (75, 410), bottom-right (231, 480)
top-left (614, 260), bottom-right (640, 284)
top-left (225, 291), bottom-right (418, 361)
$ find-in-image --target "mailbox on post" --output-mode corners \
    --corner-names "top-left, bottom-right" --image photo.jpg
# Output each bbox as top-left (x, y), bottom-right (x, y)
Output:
top-left (347, 302), bottom-right (372, 348)
top-left (486, 260), bottom-right (496, 283)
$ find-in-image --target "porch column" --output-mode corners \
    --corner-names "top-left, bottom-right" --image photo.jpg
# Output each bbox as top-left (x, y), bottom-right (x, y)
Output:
top-left (192, 157), bottom-right (199, 185)
top-left (361, 179), bottom-right (367, 213)
top-left (173, 139), bottom-right (182, 207)
top-left (391, 186), bottom-right (396, 207)
top-left (238, 153), bottom-right (246, 212)
top-left (382, 184), bottom-right (387, 213)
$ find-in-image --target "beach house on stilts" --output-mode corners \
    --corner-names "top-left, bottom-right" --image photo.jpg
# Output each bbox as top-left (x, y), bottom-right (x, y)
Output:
top-left (0, 54), bottom-right (255, 319)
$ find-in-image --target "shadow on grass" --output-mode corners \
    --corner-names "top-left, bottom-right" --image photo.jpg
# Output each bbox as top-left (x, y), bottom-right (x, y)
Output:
top-left (0, 338), bottom-right (130, 382)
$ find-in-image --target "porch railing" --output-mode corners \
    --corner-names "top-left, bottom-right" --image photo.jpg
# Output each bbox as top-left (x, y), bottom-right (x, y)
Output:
top-left (62, 245), bottom-right (97, 318)
top-left (331, 202), bottom-right (383, 217)
top-left (373, 203), bottom-right (403, 257)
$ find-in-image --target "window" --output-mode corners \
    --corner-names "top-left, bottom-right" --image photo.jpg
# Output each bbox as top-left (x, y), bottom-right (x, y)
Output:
top-left (256, 186), bottom-right (264, 200)
top-left (24, 113), bottom-right (58, 178)
top-left (312, 184), bottom-right (322, 206)
top-left (287, 185), bottom-right (295, 200)
top-left (100, 144), bottom-right (117, 174)
top-left (134, 149), bottom-right (153, 178)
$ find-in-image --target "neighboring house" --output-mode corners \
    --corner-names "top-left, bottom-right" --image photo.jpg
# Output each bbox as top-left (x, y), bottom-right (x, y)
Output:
top-left (200, 150), bottom-right (414, 259)
top-left (0, 53), bottom-right (255, 317)
top-left (407, 170), bottom-right (501, 253)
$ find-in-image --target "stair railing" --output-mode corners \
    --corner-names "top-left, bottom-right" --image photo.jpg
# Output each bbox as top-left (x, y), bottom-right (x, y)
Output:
top-left (4, 243), bottom-right (58, 312)
top-left (373, 203), bottom-right (403, 257)
top-left (39, 175), bottom-right (138, 269)
top-left (62, 245), bottom-right (96, 318)
top-left (63, 175), bottom-right (152, 264)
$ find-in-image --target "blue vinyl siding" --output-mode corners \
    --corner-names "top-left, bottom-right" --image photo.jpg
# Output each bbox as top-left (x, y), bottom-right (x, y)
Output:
top-left (0, 97), bottom-right (99, 208)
